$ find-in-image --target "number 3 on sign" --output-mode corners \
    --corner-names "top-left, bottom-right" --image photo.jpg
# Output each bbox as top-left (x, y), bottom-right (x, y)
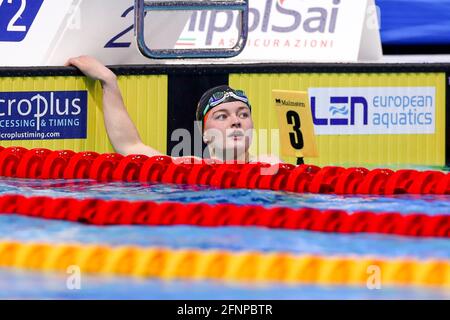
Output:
top-left (273, 90), bottom-right (318, 158)
top-left (286, 110), bottom-right (304, 150)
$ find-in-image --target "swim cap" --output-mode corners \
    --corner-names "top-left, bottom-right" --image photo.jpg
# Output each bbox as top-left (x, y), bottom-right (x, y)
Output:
top-left (196, 85), bottom-right (251, 123)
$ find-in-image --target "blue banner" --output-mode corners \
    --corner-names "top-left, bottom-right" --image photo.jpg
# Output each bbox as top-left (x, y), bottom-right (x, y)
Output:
top-left (378, 0), bottom-right (450, 45)
top-left (0, 91), bottom-right (88, 141)
top-left (0, 0), bottom-right (44, 42)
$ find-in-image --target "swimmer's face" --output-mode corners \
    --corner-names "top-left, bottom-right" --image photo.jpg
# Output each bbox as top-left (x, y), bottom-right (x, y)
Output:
top-left (203, 101), bottom-right (253, 157)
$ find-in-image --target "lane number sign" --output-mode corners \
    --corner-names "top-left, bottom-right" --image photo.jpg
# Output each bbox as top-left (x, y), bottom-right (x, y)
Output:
top-left (273, 90), bottom-right (318, 158)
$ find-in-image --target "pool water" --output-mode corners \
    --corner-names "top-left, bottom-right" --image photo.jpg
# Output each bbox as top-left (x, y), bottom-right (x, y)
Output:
top-left (0, 177), bottom-right (449, 299)
top-left (1, 269), bottom-right (449, 300)
top-left (1, 178), bottom-right (449, 215)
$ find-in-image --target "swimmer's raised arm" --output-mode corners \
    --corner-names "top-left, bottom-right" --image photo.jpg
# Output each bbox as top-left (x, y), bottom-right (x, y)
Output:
top-left (65, 56), bottom-right (162, 157)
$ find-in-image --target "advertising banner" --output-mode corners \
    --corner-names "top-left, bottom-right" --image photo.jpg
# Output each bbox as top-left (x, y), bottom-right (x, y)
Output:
top-left (177, 0), bottom-right (382, 62)
top-left (0, 70), bottom-right (444, 167)
top-left (0, 0), bottom-right (189, 66)
top-left (230, 72), bottom-right (446, 167)
top-left (0, 0), bottom-right (381, 66)
top-left (309, 87), bottom-right (436, 135)
top-left (0, 90), bottom-right (87, 141)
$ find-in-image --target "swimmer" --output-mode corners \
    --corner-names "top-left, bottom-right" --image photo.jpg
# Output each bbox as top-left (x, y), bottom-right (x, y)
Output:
top-left (65, 56), bottom-right (281, 164)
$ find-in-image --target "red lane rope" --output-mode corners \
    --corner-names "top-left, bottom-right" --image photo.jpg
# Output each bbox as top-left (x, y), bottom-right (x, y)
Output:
top-left (0, 194), bottom-right (448, 238)
top-left (0, 146), bottom-right (448, 195)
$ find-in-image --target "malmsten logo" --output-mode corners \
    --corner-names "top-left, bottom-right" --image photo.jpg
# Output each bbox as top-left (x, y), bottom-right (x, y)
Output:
top-left (275, 98), bottom-right (305, 107)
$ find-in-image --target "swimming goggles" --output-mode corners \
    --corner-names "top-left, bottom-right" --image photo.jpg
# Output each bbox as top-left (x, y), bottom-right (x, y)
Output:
top-left (202, 90), bottom-right (250, 117)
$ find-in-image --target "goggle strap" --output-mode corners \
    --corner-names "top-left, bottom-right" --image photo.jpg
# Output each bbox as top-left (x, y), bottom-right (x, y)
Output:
top-left (203, 90), bottom-right (250, 117)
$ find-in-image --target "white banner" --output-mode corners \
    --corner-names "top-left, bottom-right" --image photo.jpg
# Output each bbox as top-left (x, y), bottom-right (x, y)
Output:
top-left (308, 87), bottom-right (436, 135)
top-left (177, 0), bottom-right (382, 62)
top-left (0, 0), bottom-right (74, 66)
top-left (0, 0), bottom-right (382, 66)
top-left (44, 0), bottom-right (190, 65)
top-left (0, 0), bottom-right (189, 66)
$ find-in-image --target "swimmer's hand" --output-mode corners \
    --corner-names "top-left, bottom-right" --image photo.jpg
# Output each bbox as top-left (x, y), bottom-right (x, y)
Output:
top-left (65, 55), bottom-right (116, 85)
